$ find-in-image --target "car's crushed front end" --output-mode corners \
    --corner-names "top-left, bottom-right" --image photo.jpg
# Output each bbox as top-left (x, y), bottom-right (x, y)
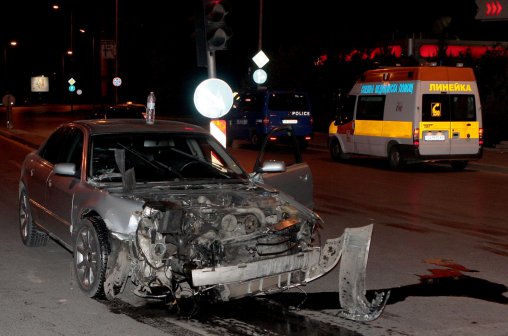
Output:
top-left (102, 182), bottom-right (388, 322)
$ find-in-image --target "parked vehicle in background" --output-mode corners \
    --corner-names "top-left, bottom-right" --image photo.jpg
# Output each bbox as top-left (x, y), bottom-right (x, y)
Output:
top-left (226, 88), bottom-right (313, 149)
top-left (18, 119), bottom-right (387, 322)
top-left (90, 102), bottom-right (146, 119)
top-left (329, 65), bottom-right (483, 170)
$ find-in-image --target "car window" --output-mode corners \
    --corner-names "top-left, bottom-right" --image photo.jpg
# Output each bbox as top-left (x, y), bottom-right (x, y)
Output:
top-left (89, 133), bottom-right (247, 182)
top-left (268, 92), bottom-right (309, 111)
top-left (237, 92), bottom-right (264, 112)
top-left (39, 126), bottom-right (83, 167)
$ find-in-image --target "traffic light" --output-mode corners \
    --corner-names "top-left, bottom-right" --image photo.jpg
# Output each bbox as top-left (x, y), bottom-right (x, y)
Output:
top-left (204, 0), bottom-right (231, 51)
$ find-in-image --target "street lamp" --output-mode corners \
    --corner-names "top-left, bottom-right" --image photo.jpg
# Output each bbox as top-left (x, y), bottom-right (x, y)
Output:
top-left (77, 28), bottom-right (97, 105)
top-left (3, 40), bottom-right (18, 93)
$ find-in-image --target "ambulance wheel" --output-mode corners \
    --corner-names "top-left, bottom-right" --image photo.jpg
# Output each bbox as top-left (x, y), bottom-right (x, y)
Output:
top-left (329, 138), bottom-right (343, 161)
top-left (388, 146), bottom-right (405, 170)
top-left (450, 160), bottom-right (468, 170)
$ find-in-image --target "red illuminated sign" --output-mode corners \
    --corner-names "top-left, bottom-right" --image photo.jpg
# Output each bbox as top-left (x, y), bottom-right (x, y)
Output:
top-left (476, 0), bottom-right (508, 20)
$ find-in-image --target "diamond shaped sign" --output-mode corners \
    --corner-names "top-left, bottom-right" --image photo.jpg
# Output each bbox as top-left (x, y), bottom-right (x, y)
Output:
top-left (252, 50), bottom-right (269, 68)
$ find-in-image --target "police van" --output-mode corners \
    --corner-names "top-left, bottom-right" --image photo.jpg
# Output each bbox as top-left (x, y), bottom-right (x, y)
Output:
top-left (226, 88), bottom-right (313, 148)
top-left (328, 66), bottom-right (483, 170)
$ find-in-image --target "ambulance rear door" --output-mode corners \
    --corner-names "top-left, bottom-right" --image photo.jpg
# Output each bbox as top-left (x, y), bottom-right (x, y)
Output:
top-left (420, 93), bottom-right (452, 156)
top-left (449, 94), bottom-right (480, 155)
top-left (420, 93), bottom-right (479, 156)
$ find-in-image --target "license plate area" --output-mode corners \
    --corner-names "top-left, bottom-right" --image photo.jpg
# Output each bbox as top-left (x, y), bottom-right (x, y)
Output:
top-left (282, 119), bottom-right (298, 125)
top-left (424, 131), bottom-right (446, 141)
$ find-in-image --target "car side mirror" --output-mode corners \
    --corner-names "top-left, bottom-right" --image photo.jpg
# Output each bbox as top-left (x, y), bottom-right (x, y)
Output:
top-left (54, 163), bottom-right (77, 176)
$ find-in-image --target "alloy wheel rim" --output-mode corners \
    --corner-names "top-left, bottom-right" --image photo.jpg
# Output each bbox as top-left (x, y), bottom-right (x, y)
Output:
top-left (75, 227), bottom-right (99, 290)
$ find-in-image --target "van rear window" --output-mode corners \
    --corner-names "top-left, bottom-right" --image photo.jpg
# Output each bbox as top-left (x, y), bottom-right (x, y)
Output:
top-left (422, 94), bottom-right (476, 121)
top-left (268, 93), bottom-right (309, 111)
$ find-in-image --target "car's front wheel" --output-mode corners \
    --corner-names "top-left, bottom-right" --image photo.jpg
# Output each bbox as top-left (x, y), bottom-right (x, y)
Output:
top-left (19, 190), bottom-right (49, 247)
top-left (329, 138), bottom-right (343, 161)
top-left (250, 132), bottom-right (263, 148)
top-left (73, 217), bottom-right (110, 299)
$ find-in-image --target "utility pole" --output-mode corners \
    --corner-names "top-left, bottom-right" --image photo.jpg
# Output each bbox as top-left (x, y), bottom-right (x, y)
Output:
top-left (258, 0), bottom-right (263, 51)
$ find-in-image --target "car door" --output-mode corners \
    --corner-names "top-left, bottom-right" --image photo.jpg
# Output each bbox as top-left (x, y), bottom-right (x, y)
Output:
top-left (43, 126), bottom-right (84, 246)
top-left (252, 126), bottom-right (314, 209)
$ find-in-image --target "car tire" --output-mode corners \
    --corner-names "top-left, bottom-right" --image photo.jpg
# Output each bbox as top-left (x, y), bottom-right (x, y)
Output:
top-left (329, 138), bottom-right (343, 161)
top-left (250, 132), bottom-right (261, 148)
top-left (450, 160), bottom-right (468, 170)
top-left (299, 139), bottom-right (308, 150)
top-left (226, 135), bottom-right (234, 147)
top-left (388, 146), bottom-right (405, 170)
top-left (73, 217), bottom-right (110, 299)
top-left (19, 190), bottom-right (49, 247)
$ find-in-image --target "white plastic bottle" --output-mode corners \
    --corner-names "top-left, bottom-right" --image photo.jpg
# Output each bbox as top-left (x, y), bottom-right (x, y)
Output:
top-left (146, 91), bottom-right (156, 124)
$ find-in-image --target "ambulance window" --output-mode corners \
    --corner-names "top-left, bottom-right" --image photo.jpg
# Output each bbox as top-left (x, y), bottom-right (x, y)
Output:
top-left (356, 95), bottom-right (385, 121)
top-left (341, 95), bottom-right (356, 122)
top-left (450, 95), bottom-right (476, 121)
top-left (422, 94), bottom-right (450, 122)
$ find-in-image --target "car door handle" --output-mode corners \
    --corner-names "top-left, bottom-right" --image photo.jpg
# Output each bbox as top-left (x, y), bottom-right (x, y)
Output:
top-left (47, 179), bottom-right (52, 188)
top-left (299, 174), bottom-right (308, 182)
top-left (30, 168), bottom-right (34, 177)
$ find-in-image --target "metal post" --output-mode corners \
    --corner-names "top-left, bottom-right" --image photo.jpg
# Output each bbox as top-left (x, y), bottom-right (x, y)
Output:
top-left (3, 47), bottom-right (7, 92)
top-left (115, 0), bottom-right (119, 104)
top-left (207, 50), bottom-right (216, 78)
top-left (70, 7), bottom-right (74, 113)
top-left (258, 0), bottom-right (263, 51)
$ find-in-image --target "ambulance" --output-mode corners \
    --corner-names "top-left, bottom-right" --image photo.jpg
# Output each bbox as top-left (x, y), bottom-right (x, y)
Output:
top-left (328, 66), bottom-right (483, 170)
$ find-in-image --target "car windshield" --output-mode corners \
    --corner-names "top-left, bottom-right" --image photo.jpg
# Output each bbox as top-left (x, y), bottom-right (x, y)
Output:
top-left (89, 132), bottom-right (248, 183)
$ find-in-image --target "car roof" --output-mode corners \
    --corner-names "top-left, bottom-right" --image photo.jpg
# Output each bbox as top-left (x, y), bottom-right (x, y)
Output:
top-left (70, 119), bottom-right (210, 135)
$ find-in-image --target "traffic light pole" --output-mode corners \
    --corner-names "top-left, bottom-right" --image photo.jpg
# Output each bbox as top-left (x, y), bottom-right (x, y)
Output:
top-left (207, 50), bottom-right (216, 78)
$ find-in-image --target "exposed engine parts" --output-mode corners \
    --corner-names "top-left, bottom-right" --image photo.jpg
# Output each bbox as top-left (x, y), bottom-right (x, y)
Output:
top-left (103, 185), bottom-right (388, 322)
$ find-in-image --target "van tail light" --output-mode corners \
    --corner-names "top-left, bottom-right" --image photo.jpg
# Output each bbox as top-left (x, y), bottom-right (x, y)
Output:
top-left (269, 136), bottom-right (277, 141)
top-left (305, 136), bottom-right (312, 141)
top-left (413, 128), bottom-right (420, 146)
top-left (263, 117), bottom-right (270, 126)
top-left (479, 127), bottom-right (483, 146)
top-left (310, 116), bottom-right (314, 125)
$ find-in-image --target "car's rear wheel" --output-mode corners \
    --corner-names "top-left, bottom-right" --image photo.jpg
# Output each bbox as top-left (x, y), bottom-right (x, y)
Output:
top-left (73, 217), bottom-right (110, 299)
top-left (329, 138), bottom-right (343, 161)
top-left (450, 160), bottom-right (468, 170)
top-left (388, 146), bottom-right (406, 170)
top-left (19, 190), bottom-right (49, 247)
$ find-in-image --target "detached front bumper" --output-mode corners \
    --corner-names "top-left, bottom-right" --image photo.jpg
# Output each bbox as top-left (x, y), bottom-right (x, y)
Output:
top-left (192, 224), bottom-right (390, 321)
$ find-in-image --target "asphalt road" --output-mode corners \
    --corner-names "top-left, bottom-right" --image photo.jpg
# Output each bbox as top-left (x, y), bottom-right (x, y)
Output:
top-left (1, 105), bottom-right (508, 335)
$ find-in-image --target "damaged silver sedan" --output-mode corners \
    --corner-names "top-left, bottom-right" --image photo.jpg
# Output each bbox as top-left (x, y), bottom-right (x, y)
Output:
top-left (19, 119), bottom-right (387, 321)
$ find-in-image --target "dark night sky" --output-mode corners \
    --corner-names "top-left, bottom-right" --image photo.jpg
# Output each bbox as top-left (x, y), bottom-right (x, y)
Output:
top-left (1, 0), bottom-right (507, 107)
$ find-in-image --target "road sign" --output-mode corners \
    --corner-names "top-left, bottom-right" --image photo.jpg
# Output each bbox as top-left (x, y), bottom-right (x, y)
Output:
top-left (193, 78), bottom-right (233, 119)
top-left (252, 50), bottom-right (269, 68)
top-left (253, 69), bottom-right (267, 84)
top-left (476, 0), bottom-right (508, 20)
top-left (2, 94), bottom-right (15, 106)
top-left (112, 77), bottom-right (122, 87)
